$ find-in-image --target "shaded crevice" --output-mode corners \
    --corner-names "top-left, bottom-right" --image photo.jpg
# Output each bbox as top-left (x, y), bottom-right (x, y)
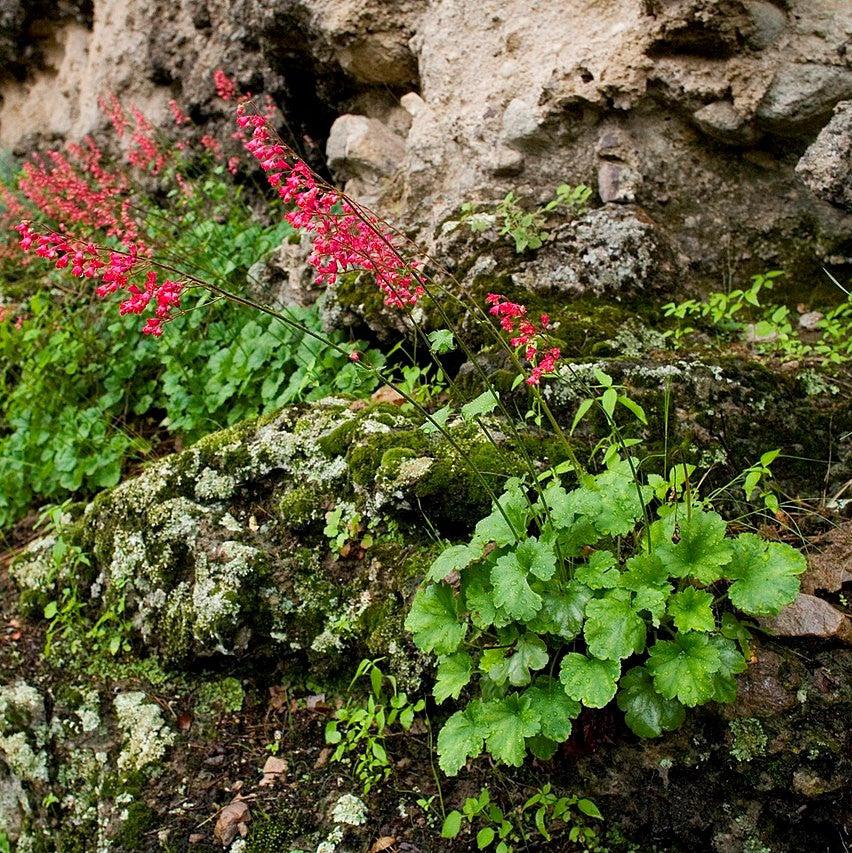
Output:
top-left (0, 1), bottom-right (93, 83)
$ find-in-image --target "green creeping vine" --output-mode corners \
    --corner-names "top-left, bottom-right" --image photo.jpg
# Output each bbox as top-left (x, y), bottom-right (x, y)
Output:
top-left (404, 457), bottom-right (806, 775)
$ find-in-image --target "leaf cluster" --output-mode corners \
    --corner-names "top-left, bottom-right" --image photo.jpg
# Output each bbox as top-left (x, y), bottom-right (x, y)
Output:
top-left (405, 458), bottom-right (805, 775)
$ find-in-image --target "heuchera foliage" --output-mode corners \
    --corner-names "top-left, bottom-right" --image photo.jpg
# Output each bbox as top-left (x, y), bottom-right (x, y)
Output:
top-left (405, 462), bottom-right (806, 775)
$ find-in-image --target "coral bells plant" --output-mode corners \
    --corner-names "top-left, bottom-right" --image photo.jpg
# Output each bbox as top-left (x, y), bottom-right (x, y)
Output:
top-left (237, 105), bottom-right (425, 309)
top-left (14, 223), bottom-right (183, 336)
top-left (486, 293), bottom-right (561, 385)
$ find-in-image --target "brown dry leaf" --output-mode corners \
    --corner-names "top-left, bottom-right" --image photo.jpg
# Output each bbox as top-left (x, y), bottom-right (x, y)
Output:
top-left (371, 385), bottom-right (405, 406)
top-left (314, 747), bottom-right (331, 769)
top-left (370, 838), bottom-right (397, 852)
top-left (259, 755), bottom-right (287, 786)
top-left (268, 685), bottom-right (287, 711)
top-left (213, 799), bottom-right (251, 846)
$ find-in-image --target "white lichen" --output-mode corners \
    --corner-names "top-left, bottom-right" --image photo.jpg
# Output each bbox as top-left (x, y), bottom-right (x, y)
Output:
top-left (331, 793), bottom-right (367, 826)
top-left (113, 692), bottom-right (175, 772)
top-left (195, 468), bottom-right (238, 501)
top-left (0, 732), bottom-right (48, 782)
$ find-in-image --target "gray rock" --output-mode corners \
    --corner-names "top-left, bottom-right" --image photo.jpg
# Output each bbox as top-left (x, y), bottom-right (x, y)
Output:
top-left (502, 97), bottom-right (546, 151)
top-left (513, 206), bottom-right (677, 299)
top-left (757, 64), bottom-right (852, 135)
top-left (796, 100), bottom-right (852, 213)
top-left (693, 100), bottom-right (759, 145)
top-left (798, 310), bottom-right (824, 331)
top-left (488, 145), bottom-right (525, 176)
top-left (326, 114), bottom-right (406, 182)
top-left (246, 236), bottom-right (318, 308)
top-left (742, 0), bottom-right (787, 49)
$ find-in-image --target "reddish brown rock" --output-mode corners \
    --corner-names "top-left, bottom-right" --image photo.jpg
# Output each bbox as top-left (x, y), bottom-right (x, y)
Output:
top-left (761, 594), bottom-right (852, 644)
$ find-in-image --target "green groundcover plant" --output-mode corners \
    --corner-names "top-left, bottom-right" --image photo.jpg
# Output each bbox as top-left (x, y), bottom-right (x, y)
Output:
top-left (2, 67), bottom-right (810, 795)
top-left (406, 456), bottom-right (805, 775)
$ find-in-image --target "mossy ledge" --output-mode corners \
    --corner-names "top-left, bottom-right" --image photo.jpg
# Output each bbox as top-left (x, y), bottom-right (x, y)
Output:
top-left (1, 397), bottom-right (849, 852)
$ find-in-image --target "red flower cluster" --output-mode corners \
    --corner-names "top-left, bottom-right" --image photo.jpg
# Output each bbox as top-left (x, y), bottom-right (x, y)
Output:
top-left (486, 294), bottom-right (561, 385)
top-left (14, 223), bottom-right (183, 336)
top-left (169, 99), bottom-right (189, 126)
top-left (200, 134), bottom-right (223, 159)
top-left (214, 69), bottom-right (238, 102)
top-left (99, 95), bottom-right (169, 174)
top-left (18, 140), bottom-right (141, 246)
top-left (238, 107), bottom-right (424, 309)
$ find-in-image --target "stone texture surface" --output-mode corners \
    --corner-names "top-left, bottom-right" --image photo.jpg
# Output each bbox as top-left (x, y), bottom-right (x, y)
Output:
top-left (762, 593), bottom-right (852, 643)
top-left (1, 0), bottom-right (851, 288)
top-left (797, 100), bottom-right (852, 213)
top-left (512, 206), bottom-right (679, 299)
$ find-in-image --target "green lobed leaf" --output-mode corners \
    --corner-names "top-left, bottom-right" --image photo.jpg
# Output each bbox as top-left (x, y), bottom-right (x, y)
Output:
top-left (708, 634), bottom-right (747, 703)
top-left (616, 666), bottom-right (686, 738)
top-left (434, 652), bottom-right (474, 703)
top-left (428, 543), bottom-right (481, 582)
top-left (525, 676), bottom-right (581, 742)
top-left (619, 552), bottom-right (669, 590)
top-left (592, 461), bottom-right (653, 537)
top-left (437, 702), bottom-right (486, 776)
top-left (473, 484), bottom-right (528, 548)
top-left (583, 590), bottom-right (646, 660)
top-left (542, 481), bottom-right (601, 530)
top-left (657, 510), bottom-right (733, 584)
top-left (483, 634), bottom-right (549, 687)
top-left (559, 653), bottom-right (621, 708)
top-left (667, 587), bottom-right (716, 632)
top-left (527, 734), bottom-right (559, 761)
top-left (491, 552), bottom-right (543, 622)
top-left (515, 536), bottom-right (557, 581)
top-left (632, 586), bottom-right (669, 627)
top-left (505, 634), bottom-right (550, 686)
top-left (404, 583), bottom-right (467, 655)
top-left (461, 389), bottom-right (500, 421)
top-left (480, 694), bottom-right (542, 767)
top-left (725, 533), bottom-right (806, 616)
top-left (462, 561), bottom-right (498, 629)
top-left (527, 581), bottom-right (592, 639)
top-left (646, 633), bottom-right (722, 707)
top-left (575, 549), bottom-right (620, 589)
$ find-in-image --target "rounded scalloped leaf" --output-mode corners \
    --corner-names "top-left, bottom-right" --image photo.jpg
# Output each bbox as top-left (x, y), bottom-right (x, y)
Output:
top-left (667, 587), bottom-right (716, 632)
top-left (657, 509), bottom-right (733, 584)
top-left (725, 533), bottom-right (806, 616)
top-left (646, 633), bottom-right (722, 707)
top-left (583, 591), bottom-right (646, 660)
top-left (559, 652), bottom-right (621, 708)
top-left (404, 583), bottom-right (467, 655)
top-left (616, 666), bottom-right (685, 738)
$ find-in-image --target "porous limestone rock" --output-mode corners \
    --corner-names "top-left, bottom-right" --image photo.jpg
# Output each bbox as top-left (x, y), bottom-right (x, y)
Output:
top-left (512, 206), bottom-right (678, 299)
top-left (2, 0), bottom-right (851, 286)
top-left (326, 113), bottom-right (407, 203)
top-left (796, 100), bottom-right (852, 213)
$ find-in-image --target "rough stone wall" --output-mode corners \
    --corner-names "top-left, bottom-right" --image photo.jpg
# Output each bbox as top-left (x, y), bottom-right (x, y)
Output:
top-left (1, 0), bottom-right (850, 288)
